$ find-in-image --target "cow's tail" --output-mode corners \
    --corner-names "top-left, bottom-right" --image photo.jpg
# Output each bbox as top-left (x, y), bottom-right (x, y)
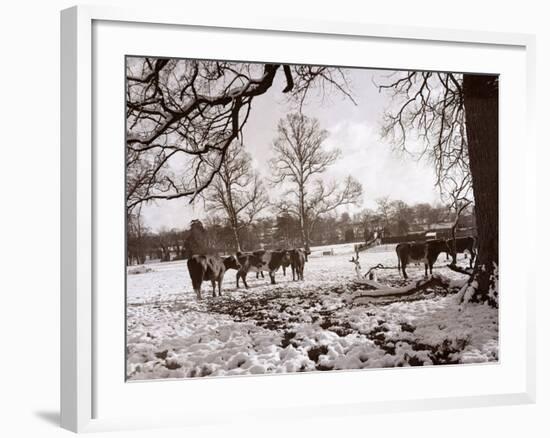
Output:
top-left (188, 259), bottom-right (203, 292)
top-left (190, 272), bottom-right (201, 292)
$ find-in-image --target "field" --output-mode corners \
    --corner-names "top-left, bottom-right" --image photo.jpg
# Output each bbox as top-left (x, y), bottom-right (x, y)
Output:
top-left (126, 244), bottom-right (498, 380)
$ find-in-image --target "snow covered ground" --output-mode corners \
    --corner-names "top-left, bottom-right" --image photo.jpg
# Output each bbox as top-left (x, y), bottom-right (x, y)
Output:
top-left (126, 243), bottom-right (498, 380)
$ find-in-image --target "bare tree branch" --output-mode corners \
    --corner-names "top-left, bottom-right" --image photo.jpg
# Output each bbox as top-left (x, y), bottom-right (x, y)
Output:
top-left (269, 113), bottom-right (362, 248)
top-left (126, 58), bottom-right (354, 213)
top-left (377, 71), bottom-right (469, 200)
top-left (202, 141), bottom-right (269, 251)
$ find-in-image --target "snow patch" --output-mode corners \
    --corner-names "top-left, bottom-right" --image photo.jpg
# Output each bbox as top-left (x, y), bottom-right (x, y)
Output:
top-left (127, 244), bottom-right (498, 380)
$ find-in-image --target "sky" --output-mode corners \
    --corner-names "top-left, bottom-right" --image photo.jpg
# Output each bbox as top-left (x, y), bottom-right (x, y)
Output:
top-left (140, 66), bottom-right (441, 232)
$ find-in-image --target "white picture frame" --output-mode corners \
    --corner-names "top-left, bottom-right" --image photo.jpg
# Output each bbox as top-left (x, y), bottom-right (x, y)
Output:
top-left (60, 5), bottom-right (536, 433)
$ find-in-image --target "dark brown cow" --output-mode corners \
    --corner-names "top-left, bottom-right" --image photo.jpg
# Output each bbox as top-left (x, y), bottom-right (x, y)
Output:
top-left (290, 248), bottom-right (307, 281)
top-left (187, 254), bottom-right (240, 299)
top-left (284, 248), bottom-right (310, 276)
top-left (281, 256), bottom-right (292, 276)
top-left (396, 240), bottom-right (449, 279)
top-left (267, 249), bottom-right (292, 276)
top-left (236, 249), bottom-right (291, 288)
top-left (446, 236), bottom-right (477, 268)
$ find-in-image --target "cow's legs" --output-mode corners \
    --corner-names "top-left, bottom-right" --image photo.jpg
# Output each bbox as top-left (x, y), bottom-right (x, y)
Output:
top-left (195, 287), bottom-right (202, 300)
top-left (291, 265), bottom-right (296, 281)
top-left (191, 272), bottom-right (204, 300)
top-left (401, 261), bottom-right (408, 279)
top-left (269, 271), bottom-right (276, 285)
top-left (218, 274), bottom-right (223, 296)
top-left (243, 272), bottom-right (249, 288)
top-left (427, 262), bottom-right (433, 276)
top-left (211, 280), bottom-right (216, 297)
top-left (235, 272), bottom-right (240, 288)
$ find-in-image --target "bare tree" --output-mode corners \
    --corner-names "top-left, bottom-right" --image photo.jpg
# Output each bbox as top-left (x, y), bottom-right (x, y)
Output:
top-left (379, 71), bottom-right (469, 189)
top-left (270, 113), bottom-right (362, 250)
top-left (390, 200), bottom-right (413, 235)
top-left (203, 142), bottom-right (269, 252)
top-left (126, 59), bottom-right (354, 214)
top-left (127, 205), bottom-right (148, 265)
top-left (375, 196), bottom-right (393, 234)
top-left (379, 71), bottom-right (498, 307)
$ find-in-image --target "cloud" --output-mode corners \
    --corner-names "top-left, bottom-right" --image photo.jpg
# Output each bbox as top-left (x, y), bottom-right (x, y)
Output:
top-left (324, 120), bottom-right (440, 210)
top-left (141, 197), bottom-right (204, 232)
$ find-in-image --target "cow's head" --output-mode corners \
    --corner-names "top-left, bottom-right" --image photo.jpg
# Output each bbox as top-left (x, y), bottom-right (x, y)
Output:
top-left (223, 255), bottom-right (241, 271)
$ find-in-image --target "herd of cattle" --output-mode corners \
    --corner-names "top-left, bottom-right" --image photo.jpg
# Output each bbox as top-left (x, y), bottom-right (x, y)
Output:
top-left (185, 236), bottom-right (477, 300)
top-left (187, 248), bottom-right (310, 300)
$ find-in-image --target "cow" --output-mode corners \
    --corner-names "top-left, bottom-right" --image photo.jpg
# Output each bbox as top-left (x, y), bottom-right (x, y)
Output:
top-left (251, 250), bottom-right (267, 279)
top-left (259, 247), bottom-right (307, 277)
top-left (187, 254), bottom-right (241, 300)
top-left (264, 248), bottom-right (292, 276)
top-left (281, 255), bottom-right (292, 276)
top-left (446, 236), bottom-right (477, 268)
top-left (235, 251), bottom-right (264, 288)
top-left (236, 249), bottom-right (291, 288)
top-left (290, 248), bottom-right (307, 281)
top-left (396, 239), bottom-right (449, 279)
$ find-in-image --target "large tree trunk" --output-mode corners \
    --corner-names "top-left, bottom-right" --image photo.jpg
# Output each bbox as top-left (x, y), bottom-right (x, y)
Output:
top-left (224, 181), bottom-right (242, 253)
top-left (460, 74), bottom-right (499, 307)
top-left (301, 221), bottom-right (310, 252)
top-left (231, 224), bottom-right (242, 253)
top-left (299, 185), bottom-right (310, 251)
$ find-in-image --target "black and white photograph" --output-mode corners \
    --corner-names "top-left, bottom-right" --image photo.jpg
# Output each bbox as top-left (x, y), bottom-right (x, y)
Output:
top-left (125, 57), bottom-right (499, 380)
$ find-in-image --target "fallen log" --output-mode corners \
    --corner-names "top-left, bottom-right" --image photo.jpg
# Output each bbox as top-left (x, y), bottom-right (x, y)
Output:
top-left (352, 273), bottom-right (465, 300)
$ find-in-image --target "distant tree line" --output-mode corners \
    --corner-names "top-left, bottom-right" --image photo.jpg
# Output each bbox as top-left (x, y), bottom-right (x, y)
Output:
top-left (360, 197), bottom-right (472, 240)
top-left (127, 198), bottom-right (471, 265)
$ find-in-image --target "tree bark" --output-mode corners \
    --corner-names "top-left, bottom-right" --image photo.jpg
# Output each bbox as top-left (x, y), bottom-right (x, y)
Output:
top-left (299, 183), bottom-right (310, 251)
top-left (231, 223), bottom-right (242, 253)
top-left (225, 180), bottom-right (242, 253)
top-left (461, 74), bottom-right (499, 307)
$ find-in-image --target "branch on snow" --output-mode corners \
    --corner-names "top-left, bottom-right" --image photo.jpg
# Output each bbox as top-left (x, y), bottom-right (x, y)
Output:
top-left (353, 274), bottom-right (452, 299)
top-left (352, 274), bottom-right (468, 305)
